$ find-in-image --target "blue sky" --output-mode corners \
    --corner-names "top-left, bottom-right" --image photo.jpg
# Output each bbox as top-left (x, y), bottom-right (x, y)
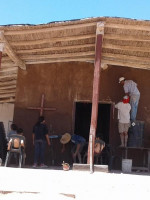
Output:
top-left (0, 0), bottom-right (150, 25)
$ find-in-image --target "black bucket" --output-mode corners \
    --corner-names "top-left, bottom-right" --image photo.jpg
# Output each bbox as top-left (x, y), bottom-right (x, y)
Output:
top-left (127, 121), bottom-right (144, 147)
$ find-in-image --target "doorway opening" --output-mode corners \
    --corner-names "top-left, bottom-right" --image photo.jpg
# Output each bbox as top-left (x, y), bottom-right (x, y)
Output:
top-left (74, 102), bottom-right (112, 144)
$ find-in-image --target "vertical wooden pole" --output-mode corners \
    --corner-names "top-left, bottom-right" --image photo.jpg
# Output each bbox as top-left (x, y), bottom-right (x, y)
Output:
top-left (89, 134), bottom-right (93, 173)
top-left (87, 22), bottom-right (105, 169)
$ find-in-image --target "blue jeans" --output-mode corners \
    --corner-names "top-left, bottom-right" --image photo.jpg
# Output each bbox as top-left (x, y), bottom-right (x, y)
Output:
top-left (130, 94), bottom-right (140, 121)
top-left (34, 140), bottom-right (46, 164)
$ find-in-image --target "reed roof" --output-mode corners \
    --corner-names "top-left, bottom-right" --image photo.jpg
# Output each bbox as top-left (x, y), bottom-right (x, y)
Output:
top-left (1, 17), bottom-right (150, 103)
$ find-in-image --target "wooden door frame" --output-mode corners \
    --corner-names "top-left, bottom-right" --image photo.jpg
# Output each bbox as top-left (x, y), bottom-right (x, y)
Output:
top-left (72, 100), bottom-right (115, 144)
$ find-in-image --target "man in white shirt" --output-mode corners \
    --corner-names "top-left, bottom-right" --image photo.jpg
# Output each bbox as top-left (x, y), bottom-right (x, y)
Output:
top-left (115, 96), bottom-right (131, 147)
top-left (119, 77), bottom-right (140, 126)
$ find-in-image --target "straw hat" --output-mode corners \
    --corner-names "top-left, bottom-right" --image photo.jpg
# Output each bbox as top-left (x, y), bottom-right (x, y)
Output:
top-left (60, 133), bottom-right (71, 144)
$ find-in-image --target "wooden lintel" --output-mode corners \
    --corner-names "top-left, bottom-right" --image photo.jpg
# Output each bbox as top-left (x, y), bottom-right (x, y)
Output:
top-left (0, 31), bottom-right (26, 70)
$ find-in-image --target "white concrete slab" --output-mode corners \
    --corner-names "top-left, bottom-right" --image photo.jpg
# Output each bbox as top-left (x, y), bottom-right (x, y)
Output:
top-left (0, 166), bottom-right (150, 200)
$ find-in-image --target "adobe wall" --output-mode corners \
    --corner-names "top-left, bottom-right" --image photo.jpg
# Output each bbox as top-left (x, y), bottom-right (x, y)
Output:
top-left (13, 62), bottom-right (150, 165)
top-left (0, 103), bottom-right (14, 135)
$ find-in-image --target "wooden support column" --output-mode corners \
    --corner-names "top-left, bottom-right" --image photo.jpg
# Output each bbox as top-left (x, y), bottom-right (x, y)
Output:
top-left (0, 43), bottom-right (4, 69)
top-left (87, 22), bottom-right (105, 168)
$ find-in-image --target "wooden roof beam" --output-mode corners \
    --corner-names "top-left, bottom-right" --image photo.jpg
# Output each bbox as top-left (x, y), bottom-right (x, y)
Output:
top-left (25, 57), bottom-right (94, 65)
top-left (0, 85), bottom-right (16, 90)
top-left (0, 66), bottom-right (18, 73)
top-left (105, 23), bottom-right (150, 32)
top-left (1, 62), bottom-right (18, 68)
top-left (0, 93), bottom-right (16, 98)
top-left (105, 34), bottom-right (150, 42)
top-left (0, 89), bottom-right (16, 94)
top-left (4, 22), bottom-right (97, 36)
top-left (21, 51), bottom-right (95, 60)
top-left (103, 43), bottom-right (150, 53)
top-left (0, 31), bottom-right (26, 70)
top-left (0, 99), bottom-right (15, 103)
top-left (16, 43), bottom-right (95, 54)
top-left (102, 53), bottom-right (150, 63)
top-left (10, 34), bottom-right (96, 47)
top-left (102, 58), bottom-right (150, 70)
top-left (0, 75), bottom-right (17, 82)
top-left (5, 21), bottom-right (150, 37)
top-left (0, 80), bottom-right (17, 86)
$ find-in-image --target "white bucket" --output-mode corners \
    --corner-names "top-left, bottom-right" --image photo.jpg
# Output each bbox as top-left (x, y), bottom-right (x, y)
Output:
top-left (122, 159), bottom-right (132, 173)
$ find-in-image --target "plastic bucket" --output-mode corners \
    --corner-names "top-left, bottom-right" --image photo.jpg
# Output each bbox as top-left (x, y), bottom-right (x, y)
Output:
top-left (122, 159), bottom-right (132, 173)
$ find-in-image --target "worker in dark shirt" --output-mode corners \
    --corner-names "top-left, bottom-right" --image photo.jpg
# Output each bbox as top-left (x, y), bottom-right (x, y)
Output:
top-left (32, 116), bottom-right (50, 168)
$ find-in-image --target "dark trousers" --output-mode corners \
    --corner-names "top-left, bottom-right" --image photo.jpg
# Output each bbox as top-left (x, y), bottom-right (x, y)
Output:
top-left (34, 140), bottom-right (46, 164)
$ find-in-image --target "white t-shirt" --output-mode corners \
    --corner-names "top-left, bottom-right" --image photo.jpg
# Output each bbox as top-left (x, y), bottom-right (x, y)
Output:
top-left (115, 102), bottom-right (131, 123)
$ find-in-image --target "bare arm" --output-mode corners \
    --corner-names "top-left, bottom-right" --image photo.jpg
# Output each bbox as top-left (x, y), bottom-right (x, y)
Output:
top-left (73, 143), bottom-right (81, 157)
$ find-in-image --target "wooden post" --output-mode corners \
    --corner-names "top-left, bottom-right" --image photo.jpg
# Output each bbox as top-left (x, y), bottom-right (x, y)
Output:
top-left (87, 22), bottom-right (105, 167)
top-left (0, 43), bottom-right (4, 69)
top-left (89, 134), bottom-right (93, 173)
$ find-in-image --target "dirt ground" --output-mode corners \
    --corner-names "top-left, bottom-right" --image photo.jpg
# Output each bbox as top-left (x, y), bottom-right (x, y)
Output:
top-left (0, 166), bottom-right (150, 200)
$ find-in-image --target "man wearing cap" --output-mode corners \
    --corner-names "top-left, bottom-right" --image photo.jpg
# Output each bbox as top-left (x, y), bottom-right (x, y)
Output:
top-left (60, 133), bottom-right (86, 163)
top-left (115, 96), bottom-right (131, 147)
top-left (119, 77), bottom-right (140, 126)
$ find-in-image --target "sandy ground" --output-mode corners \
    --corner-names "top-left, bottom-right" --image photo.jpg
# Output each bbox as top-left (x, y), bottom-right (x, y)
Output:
top-left (0, 166), bottom-right (150, 200)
